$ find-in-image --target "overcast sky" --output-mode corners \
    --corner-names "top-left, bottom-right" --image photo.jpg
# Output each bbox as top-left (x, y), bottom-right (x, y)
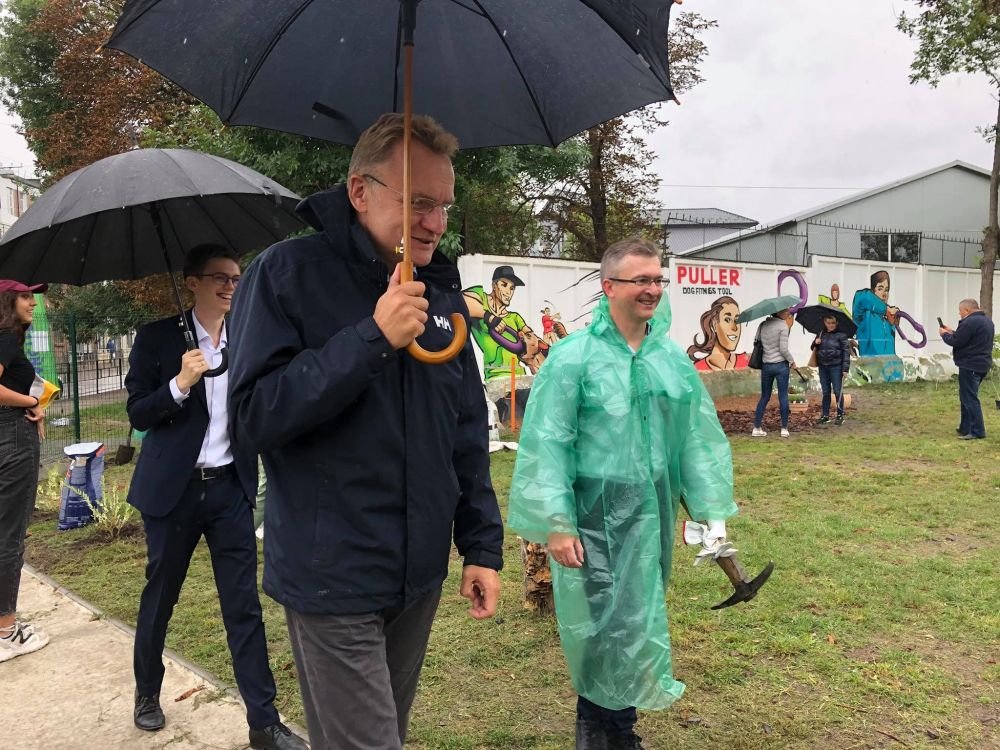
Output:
top-left (651, 0), bottom-right (995, 224)
top-left (0, 0), bottom-right (995, 226)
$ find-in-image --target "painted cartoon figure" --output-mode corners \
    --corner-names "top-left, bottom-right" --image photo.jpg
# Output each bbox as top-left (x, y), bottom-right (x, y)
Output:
top-left (687, 296), bottom-right (749, 371)
top-left (540, 305), bottom-right (569, 346)
top-left (464, 265), bottom-right (547, 380)
top-left (852, 271), bottom-right (899, 357)
top-left (818, 283), bottom-right (851, 318)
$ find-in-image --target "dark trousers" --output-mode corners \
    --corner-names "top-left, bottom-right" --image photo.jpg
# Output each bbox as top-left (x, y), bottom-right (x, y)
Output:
top-left (577, 696), bottom-right (638, 734)
top-left (285, 589), bottom-right (442, 750)
top-left (818, 364), bottom-right (845, 418)
top-left (958, 368), bottom-right (988, 438)
top-left (0, 411), bottom-right (39, 617)
top-left (134, 473), bottom-right (278, 729)
top-left (754, 361), bottom-right (790, 428)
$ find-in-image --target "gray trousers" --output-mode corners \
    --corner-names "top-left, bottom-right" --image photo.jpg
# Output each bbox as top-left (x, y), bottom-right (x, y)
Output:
top-left (285, 588), bottom-right (442, 750)
top-left (0, 411), bottom-right (40, 617)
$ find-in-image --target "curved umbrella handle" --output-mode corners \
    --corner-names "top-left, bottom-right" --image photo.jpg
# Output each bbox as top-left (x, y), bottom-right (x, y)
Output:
top-left (893, 310), bottom-right (927, 349)
top-left (204, 347), bottom-right (229, 377)
top-left (183, 330), bottom-right (228, 378)
top-left (401, 259), bottom-right (468, 364)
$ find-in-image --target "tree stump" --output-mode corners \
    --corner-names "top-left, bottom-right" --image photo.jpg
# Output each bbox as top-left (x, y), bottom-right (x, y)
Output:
top-left (520, 538), bottom-right (554, 614)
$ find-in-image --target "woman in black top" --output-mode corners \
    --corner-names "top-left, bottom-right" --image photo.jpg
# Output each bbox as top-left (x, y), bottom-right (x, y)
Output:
top-left (0, 279), bottom-right (50, 662)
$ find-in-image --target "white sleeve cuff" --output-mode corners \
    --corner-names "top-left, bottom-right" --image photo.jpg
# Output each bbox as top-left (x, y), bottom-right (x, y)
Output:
top-left (169, 377), bottom-right (190, 404)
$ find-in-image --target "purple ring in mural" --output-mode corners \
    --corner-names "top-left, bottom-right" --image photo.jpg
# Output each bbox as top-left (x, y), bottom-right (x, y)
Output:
top-left (894, 310), bottom-right (927, 348)
top-left (777, 269), bottom-right (808, 313)
top-left (483, 311), bottom-right (527, 354)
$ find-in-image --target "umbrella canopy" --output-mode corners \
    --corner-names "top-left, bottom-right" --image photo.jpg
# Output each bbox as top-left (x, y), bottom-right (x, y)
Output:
top-left (0, 148), bottom-right (304, 285)
top-left (736, 295), bottom-right (801, 325)
top-left (104, 0), bottom-right (678, 150)
top-left (795, 304), bottom-right (858, 337)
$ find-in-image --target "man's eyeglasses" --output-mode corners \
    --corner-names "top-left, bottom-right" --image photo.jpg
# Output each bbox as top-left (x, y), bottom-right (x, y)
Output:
top-left (607, 276), bottom-right (669, 289)
top-left (195, 273), bottom-right (241, 287)
top-left (363, 173), bottom-right (455, 218)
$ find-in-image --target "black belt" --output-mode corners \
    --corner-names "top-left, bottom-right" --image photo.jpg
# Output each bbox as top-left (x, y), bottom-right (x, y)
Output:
top-left (191, 463), bottom-right (236, 481)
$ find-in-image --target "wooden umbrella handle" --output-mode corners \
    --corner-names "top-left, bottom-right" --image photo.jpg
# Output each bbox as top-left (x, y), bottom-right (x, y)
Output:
top-left (399, 37), bottom-right (467, 365)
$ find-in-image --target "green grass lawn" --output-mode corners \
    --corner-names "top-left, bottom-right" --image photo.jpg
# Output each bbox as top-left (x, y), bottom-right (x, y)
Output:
top-left (25, 379), bottom-right (1000, 749)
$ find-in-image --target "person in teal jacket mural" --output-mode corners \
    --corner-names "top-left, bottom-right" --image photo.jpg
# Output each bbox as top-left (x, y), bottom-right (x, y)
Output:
top-left (852, 270), bottom-right (899, 357)
top-left (508, 238), bottom-right (739, 750)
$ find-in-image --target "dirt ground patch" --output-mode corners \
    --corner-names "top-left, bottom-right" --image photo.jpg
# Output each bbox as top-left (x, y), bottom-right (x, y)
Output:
top-left (713, 394), bottom-right (825, 435)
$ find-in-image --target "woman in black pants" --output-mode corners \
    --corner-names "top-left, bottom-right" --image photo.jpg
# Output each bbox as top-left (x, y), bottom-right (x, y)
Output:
top-left (0, 280), bottom-right (50, 662)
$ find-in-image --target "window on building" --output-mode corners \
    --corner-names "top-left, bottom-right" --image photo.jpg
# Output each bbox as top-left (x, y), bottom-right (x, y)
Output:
top-left (860, 232), bottom-right (920, 263)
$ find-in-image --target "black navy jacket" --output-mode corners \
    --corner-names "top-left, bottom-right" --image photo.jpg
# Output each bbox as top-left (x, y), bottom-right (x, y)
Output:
top-left (125, 312), bottom-right (258, 517)
top-left (943, 310), bottom-right (995, 373)
top-left (227, 185), bottom-right (504, 615)
top-left (810, 330), bottom-right (851, 371)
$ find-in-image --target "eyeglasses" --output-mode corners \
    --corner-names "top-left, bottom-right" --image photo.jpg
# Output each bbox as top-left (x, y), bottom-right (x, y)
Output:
top-left (363, 173), bottom-right (455, 217)
top-left (607, 276), bottom-right (669, 289)
top-left (195, 273), bottom-right (241, 287)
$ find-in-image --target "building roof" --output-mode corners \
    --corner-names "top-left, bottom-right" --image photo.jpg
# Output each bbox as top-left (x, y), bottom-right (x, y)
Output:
top-left (656, 207), bottom-right (757, 226)
top-left (675, 160), bottom-right (991, 257)
top-left (0, 172), bottom-right (41, 191)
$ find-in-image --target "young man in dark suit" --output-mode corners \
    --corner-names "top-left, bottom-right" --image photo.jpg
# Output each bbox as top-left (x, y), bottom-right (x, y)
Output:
top-left (125, 244), bottom-right (306, 750)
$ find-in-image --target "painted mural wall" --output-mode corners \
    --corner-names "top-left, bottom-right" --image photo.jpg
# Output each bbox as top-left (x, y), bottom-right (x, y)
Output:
top-left (457, 253), bottom-right (998, 385)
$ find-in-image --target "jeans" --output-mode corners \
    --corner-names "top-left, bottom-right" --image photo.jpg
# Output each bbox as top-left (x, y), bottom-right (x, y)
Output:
top-left (818, 364), bottom-right (845, 418)
top-left (957, 368), bottom-right (988, 438)
top-left (0, 411), bottom-right (40, 618)
top-left (754, 361), bottom-right (790, 429)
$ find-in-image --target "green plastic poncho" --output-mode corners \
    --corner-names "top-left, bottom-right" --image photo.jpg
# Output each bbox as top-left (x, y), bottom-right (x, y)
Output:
top-left (508, 295), bottom-right (738, 711)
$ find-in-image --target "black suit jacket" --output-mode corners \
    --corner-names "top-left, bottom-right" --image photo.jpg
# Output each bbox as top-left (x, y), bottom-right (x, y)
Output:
top-left (125, 311), bottom-right (257, 517)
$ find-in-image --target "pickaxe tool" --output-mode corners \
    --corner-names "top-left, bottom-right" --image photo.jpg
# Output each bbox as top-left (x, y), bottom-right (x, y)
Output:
top-left (682, 519), bottom-right (774, 610)
top-left (710, 553), bottom-right (774, 610)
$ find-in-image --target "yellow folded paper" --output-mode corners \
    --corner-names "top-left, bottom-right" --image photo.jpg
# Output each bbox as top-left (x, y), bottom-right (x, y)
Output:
top-left (29, 374), bottom-right (60, 410)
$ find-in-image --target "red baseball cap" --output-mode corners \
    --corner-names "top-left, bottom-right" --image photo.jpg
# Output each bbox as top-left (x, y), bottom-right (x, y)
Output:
top-left (0, 279), bottom-right (48, 294)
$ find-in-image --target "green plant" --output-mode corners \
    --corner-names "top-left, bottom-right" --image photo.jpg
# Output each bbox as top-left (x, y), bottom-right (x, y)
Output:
top-left (70, 478), bottom-right (137, 539)
top-left (35, 466), bottom-right (64, 513)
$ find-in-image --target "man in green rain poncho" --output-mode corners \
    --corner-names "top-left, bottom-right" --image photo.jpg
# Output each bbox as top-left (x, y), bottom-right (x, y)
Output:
top-left (508, 237), bottom-right (739, 750)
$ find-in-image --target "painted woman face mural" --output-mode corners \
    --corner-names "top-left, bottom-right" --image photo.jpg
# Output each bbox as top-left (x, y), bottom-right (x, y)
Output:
top-left (687, 296), bottom-right (749, 371)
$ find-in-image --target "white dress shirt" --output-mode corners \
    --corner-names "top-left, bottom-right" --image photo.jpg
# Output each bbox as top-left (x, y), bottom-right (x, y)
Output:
top-left (168, 311), bottom-right (234, 469)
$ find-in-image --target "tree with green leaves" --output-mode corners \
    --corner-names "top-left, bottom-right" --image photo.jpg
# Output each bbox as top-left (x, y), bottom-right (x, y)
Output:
top-left (899, 0), bottom-right (1000, 316)
top-left (528, 11), bottom-right (717, 261)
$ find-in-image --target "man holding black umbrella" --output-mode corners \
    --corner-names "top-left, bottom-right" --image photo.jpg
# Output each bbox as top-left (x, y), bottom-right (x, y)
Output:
top-left (228, 114), bottom-right (504, 750)
top-left (126, 244), bottom-right (305, 750)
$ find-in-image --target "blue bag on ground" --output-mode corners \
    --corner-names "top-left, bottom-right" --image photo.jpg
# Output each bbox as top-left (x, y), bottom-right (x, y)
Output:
top-left (58, 442), bottom-right (105, 531)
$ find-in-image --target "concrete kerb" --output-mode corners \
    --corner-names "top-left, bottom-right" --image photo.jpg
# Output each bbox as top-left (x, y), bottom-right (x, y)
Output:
top-left (10, 565), bottom-right (307, 750)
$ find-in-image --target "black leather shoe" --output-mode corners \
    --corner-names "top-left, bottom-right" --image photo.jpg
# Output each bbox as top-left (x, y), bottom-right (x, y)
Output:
top-left (133, 692), bottom-right (164, 731)
top-left (249, 722), bottom-right (309, 750)
top-left (575, 719), bottom-right (609, 750)
top-left (958, 433), bottom-right (985, 440)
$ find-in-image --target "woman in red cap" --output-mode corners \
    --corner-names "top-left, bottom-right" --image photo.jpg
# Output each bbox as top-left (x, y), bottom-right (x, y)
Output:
top-left (0, 279), bottom-right (51, 662)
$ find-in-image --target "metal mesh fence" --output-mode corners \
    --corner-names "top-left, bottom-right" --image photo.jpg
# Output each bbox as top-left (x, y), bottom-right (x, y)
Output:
top-left (30, 312), bottom-right (159, 464)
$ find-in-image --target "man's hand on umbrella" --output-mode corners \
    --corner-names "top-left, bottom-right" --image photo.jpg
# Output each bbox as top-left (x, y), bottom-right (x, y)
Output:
top-left (547, 532), bottom-right (584, 568)
top-left (176, 349), bottom-right (210, 392)
top-left (460, 565), bottom-right (500, 620)
top-left (374, 264), bottom-right (429, 349)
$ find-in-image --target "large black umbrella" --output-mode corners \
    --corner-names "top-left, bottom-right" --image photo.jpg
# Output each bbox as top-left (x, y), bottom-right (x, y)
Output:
top-left (105, 0), bottom-right (681, 364)
top-left (105, 1), bottom-right (678, 150)
top-left (0, 148), bottom-right (306, 375)
top-left (795, 304), bottom-right (858, 338)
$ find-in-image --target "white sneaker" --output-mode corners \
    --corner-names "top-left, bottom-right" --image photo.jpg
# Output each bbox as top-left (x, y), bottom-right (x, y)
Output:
top-left (0, 621), bottom-right (51, 663)
top-left (780, 428), bottom-right (790, 438)
top-left (751, 427), bottom-right (767, 437)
